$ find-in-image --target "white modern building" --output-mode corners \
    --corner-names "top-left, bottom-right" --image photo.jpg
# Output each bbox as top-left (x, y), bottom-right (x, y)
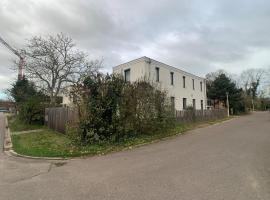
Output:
top-left (113, 56), bottom-right (207, 111)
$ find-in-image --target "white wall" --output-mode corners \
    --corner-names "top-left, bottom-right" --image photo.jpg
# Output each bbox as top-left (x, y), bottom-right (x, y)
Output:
top-left (113, 57), bottom-right (148, 82)
top-left (113, 57), bottom-right (207, 111)
top-left (62, 94), bottom-right (73, 106)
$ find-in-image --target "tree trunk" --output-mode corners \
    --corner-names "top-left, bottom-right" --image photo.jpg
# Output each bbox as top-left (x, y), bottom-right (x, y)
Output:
top-left (50, 91), bottom-right (56, 107)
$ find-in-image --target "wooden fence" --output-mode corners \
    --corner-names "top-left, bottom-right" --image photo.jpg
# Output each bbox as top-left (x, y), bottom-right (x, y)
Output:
top-left (45, 107), bottom-right (227, 134)
top-left (175, 109), bottom-right (227, 122)
top-left (45, 107), bottom-right (78, 134)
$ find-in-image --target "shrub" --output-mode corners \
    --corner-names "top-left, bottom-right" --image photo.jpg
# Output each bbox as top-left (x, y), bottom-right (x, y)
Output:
top-left (18, 95), bottom-right (46, 125)
top-left (10, 77), bottom-right (47, 125)
top-left (71, 73), bottom-right (174, 144)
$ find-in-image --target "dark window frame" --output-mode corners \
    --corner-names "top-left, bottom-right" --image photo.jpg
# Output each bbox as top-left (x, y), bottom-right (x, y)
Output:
top-left (183, 98), bottom-right (187, 110)
top-left (155, 67), bottom-right (159, 82)
top-left (201, 100), bottom-right (204, 110)
top-left (193, 99), bottom-right (196, 109)
top-left (124, 69), bottom-right (130, 82)
top-left (192, 79), bottom-right (195, 90)
top-left (171, 96), bottom-right (175, 111)
top-left (170, 72), bottom-right (174, 85)
top-left (183, 76), bottom-right (186, 88)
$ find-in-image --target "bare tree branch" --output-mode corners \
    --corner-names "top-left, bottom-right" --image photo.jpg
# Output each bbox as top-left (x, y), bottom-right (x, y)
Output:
top-left (22, 33), bottom-right (101, 105)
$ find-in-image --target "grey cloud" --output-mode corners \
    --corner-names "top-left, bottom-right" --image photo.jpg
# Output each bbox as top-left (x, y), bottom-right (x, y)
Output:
top-left (1, 0), bottom-right (270, 96)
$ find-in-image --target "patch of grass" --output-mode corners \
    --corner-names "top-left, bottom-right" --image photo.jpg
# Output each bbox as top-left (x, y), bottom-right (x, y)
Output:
top-left (8, 115), bottom-right (44, 132)
top-left (11, 117), bottom-right (233, 158)
top-left (12, 129), bottom-right (73, 157)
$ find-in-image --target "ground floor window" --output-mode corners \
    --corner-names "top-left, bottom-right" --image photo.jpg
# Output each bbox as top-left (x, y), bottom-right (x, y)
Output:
top-left (193, 99), bottom-right (196, 109)
top-left (171, 96), bottom-right (175, 111)
top-left (183, 98), bottom-right (187, 110)
top-left (201, 100), bottom-right (203, 110)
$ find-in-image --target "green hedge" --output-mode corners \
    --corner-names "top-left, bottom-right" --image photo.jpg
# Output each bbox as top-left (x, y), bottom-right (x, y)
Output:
top-left (69, 73), bottom-right (175, 144)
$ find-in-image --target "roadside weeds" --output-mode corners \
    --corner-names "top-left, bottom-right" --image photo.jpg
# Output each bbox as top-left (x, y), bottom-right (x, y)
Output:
top-left (5, 116), bottom-right (236, 160)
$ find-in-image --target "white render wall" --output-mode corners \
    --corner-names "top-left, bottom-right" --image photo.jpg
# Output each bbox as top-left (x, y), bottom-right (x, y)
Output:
top-left (113, 57), bottom-right (207, 110)
top-left (113, 57), bottom-right (148, 82)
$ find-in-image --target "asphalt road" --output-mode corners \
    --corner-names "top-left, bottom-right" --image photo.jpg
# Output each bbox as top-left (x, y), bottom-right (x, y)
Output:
top-left (0, 113), bottom-right (5, 154)
top-left (0, 112), bottom-right (270, 200)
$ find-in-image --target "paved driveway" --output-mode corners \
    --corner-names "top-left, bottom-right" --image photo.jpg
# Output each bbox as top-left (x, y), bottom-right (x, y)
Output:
top-left (0, 112), bottom-right (270, 200)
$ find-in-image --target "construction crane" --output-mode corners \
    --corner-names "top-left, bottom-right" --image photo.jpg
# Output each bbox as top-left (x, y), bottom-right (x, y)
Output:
top-left (0, 35), bottom-right (24, 80)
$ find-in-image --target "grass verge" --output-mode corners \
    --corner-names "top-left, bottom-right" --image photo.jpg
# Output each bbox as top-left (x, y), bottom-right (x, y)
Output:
top-left (8, 115), bottom-right (44, 132)
top-left (11, 117), bottom-right (234, 158)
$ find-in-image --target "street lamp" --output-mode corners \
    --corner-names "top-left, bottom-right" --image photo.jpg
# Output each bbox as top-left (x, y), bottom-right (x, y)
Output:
top-left (226, 92), bottom-right (230, 117)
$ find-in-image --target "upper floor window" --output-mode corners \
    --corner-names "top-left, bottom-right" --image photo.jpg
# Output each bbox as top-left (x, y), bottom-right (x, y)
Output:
top-left (200, 81), bottom-right (203, 91)
top-left (170, 72), bottom-right (174, 85)
top-left (183, 76), bottom-right (186, 88)
top-left (124, 69), bottom-right (130, 82)
top-left (155, 67), bottom-right (159, 82)
top-left (192, 79), bottom-right (195, 90)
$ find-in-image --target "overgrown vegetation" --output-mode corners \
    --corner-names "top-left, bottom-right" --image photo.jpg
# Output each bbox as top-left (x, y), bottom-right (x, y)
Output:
top-left (9, 77), bottom-right (47, 125)
top-left (69, 73), bottom-right (175, 145)
top-left (11, 118), bottom-right (231, 157)
top-left (8, 33), bottom-right (100, 126)
top-left (8, 115), bottom-right (44, 132)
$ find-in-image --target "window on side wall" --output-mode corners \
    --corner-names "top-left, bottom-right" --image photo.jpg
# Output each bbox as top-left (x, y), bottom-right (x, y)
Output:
top-left (183, 98), bottom-right (187, 110)
top-left (156, 67), bottom-right (159, 82)
top-left (201, 100), bottom-right (204, 110)
top-left (183, 76), bottom-right (186, 88)
top-left (200, 81), bottom-right (203, 91)
top-left (170, 72), bottom-right (174, 85)
top-left (193, 99), bottom-right (196, 109)
top-left (171, 96), bottom-right (175, 111)
top-left (192, 79), bottom-right (195, 90)
top-left (124, 69), bottom-right (130, 82)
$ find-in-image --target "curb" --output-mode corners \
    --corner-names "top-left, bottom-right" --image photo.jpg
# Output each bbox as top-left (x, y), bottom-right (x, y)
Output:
top-left (4, 116), bottom-right (69, 161)
top-left (4, 117), bottom-right (12, 151)
top-left (6, 149), bottom-right (70, 160)
top-left (4, 116), bottom-right (237, 161)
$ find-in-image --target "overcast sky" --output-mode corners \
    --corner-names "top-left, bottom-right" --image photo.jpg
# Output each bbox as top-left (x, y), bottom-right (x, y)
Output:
top-left (1, 0), bottom-right (270, 98)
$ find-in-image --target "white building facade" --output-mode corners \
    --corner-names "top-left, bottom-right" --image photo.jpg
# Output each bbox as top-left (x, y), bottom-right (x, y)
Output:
top-left (113, 56), bottom-right (207, 111)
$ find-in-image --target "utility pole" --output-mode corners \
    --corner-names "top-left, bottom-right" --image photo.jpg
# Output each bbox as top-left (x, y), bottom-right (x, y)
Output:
top-left (226, 92), bottom-right (230, 117)
top-left (251, 99), bottom-right (255, 112)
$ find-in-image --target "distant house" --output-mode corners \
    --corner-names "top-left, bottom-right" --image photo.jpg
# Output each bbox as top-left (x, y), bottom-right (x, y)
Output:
top-left (207, 99), bottom-right (226, 110)
top-left (60, 87), bottom-right (74, 107)
top-left (0, 100), bottom-right (15, 112)
top-left (113, 56), bottom-right (207, 111)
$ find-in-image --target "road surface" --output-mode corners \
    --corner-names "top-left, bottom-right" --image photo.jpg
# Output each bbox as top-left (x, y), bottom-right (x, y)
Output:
top-left (0, 112), bottom-right (270, 200)
top-left (0, 113), bottom-right (5, 153)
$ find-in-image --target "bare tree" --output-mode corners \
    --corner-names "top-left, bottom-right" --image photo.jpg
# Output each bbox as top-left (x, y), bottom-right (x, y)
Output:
top-left (22, 33), bottom-right (100, 105)
top-left (265, 68), bottom-right (270, 97)
top-left (240, 68), bottom-right (265, 99)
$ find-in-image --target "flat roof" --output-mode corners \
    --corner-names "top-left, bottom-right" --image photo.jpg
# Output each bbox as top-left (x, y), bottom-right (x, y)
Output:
top-left (113, 56), bottom-right (205, 80)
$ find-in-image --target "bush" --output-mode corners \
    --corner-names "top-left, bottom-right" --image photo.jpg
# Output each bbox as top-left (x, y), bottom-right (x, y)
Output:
top-left (18, 95), bottom-right (45, 125)
top-left (70, 73), bottom-right (175, 144)
top-left (10, 77), bottom-right (47, 125)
